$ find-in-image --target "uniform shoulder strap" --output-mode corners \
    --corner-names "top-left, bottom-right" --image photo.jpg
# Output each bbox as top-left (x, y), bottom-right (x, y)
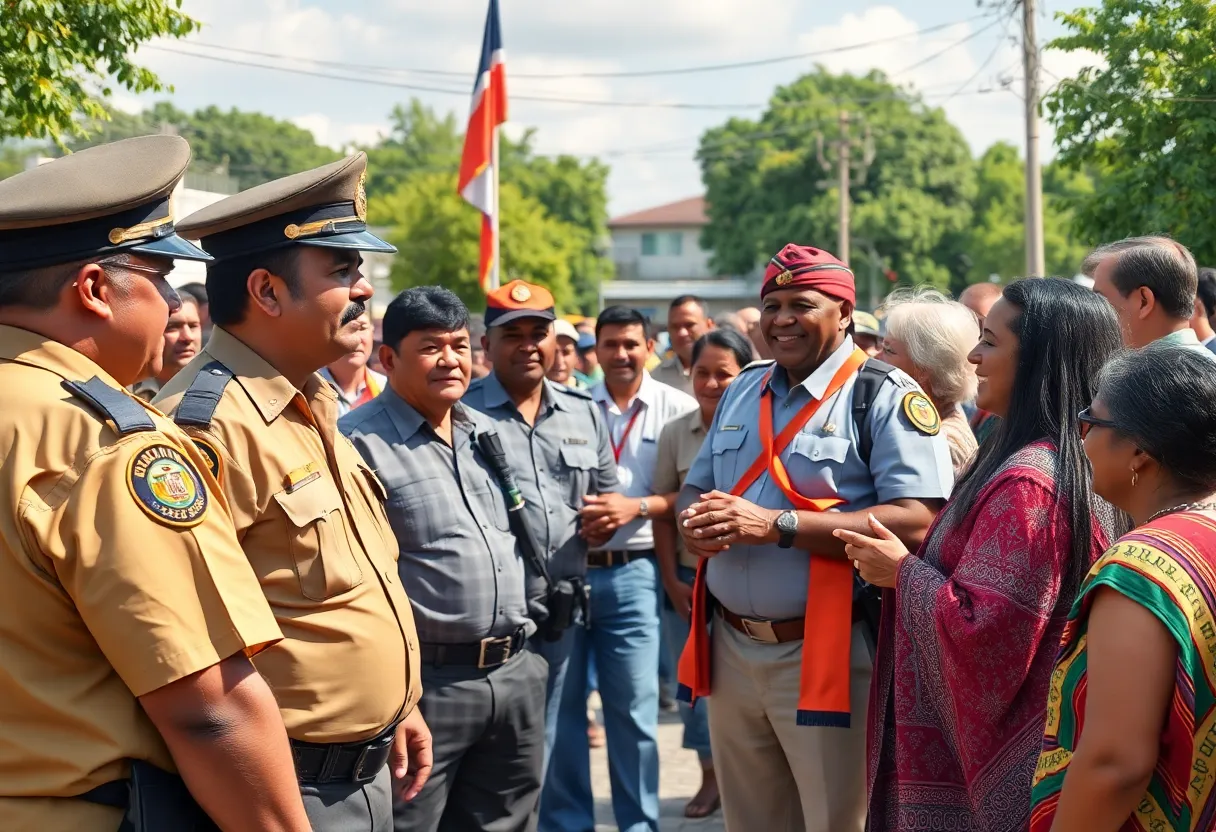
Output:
top-left (851, 358), bottom-right (897, 467)
top-left (174, 361), bottom-right (235, 429)
top-left (61, 377), bottom-right (157, 435)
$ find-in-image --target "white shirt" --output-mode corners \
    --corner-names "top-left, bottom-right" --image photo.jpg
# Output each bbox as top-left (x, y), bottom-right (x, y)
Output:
top-left (590, 372), bottom-right (697, 551)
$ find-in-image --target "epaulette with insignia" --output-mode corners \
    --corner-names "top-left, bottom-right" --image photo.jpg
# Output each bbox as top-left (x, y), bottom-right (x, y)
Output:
top-left (740, 358), bottom-right (776, 374)
top-left (554, 382), bottom-right (592, 400)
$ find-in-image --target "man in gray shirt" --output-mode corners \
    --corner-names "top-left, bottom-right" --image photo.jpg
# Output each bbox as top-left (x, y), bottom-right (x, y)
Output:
top-left (461, 280), bottom-right (620, 771)
top-left (340, 287), bottom-right (546, 832)
top-left (651, 294), bottom-right (712, 396)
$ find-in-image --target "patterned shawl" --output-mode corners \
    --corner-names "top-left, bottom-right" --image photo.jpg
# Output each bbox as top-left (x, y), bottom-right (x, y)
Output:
top-left (867, 441), bottom-right (1117, 832)
top-left (1031, 512), bottom-right (1216, 832)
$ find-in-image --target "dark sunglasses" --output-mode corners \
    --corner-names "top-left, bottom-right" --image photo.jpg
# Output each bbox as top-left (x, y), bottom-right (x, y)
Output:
top-left (1078, 407), bottom-right (1119, 439)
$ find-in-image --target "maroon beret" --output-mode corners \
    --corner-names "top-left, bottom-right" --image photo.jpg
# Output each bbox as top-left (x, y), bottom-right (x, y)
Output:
top-left (760, 243), bottom-right (855, 305)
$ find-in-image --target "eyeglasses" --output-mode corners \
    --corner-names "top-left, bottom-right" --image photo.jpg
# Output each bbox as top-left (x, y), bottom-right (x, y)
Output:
top-left (1078, 407), bottom-right (1119, 439)
top-left (98, 258), bottom-right (173, 281)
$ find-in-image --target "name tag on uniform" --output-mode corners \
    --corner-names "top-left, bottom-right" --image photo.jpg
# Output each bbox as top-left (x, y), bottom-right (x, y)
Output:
top-left (562, 438), bottom-right (589, 445)
top-left (720, 424), bottom-right (742, 431)
top-left (284, 461), bottom-right (323, 493)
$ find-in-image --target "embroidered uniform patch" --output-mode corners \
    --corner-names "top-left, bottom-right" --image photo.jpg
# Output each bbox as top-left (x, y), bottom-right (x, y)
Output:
top-left (127, 443), bottom-right (208, 527)
top-left (901, 392), bottom-right (941, 436)
top-left (192, 437), bottom-right (223, 485)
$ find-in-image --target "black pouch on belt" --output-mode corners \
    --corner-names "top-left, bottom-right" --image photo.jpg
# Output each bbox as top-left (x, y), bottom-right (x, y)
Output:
top-left (80, 760), bottom-right (219, 831)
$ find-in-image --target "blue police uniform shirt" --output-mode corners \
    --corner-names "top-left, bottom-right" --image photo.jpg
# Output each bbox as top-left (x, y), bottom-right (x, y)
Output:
top-left (683, 335), bottom-right (955, 620)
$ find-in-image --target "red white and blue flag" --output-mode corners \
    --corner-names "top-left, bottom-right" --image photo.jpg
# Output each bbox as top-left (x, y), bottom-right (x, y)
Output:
top-left (458, 0), bottom-right (507, 293)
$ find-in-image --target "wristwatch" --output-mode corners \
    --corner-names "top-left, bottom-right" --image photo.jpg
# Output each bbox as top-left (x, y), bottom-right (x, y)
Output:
top-left (638, 498), bottom-right (650, 519)
top-left (775, 510), bottom-right (798, 549)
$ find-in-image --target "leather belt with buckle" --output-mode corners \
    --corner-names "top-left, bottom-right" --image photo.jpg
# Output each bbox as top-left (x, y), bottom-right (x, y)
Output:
top-left (419, 626), bottom-right (528, 669)
top-left (587, 549), bottom-right (653, 568)
top-left (720, 608), bottom-right (806, 644)
top-left (291, 718), bottom-right (401, 785)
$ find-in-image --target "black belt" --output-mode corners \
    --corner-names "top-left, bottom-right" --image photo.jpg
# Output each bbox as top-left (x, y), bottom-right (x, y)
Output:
top-left (420, 626), bottom-right (528, 669)
top-left (587, 549), bottom-right (653, 568)
top-left (80, 780), bottom-right (130, 809)
top-left (291, 719), bottom-right (400, 785)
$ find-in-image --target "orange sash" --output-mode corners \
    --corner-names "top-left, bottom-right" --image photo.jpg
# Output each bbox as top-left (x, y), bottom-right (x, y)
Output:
top-left (677, 349), bottom-right (867, 727)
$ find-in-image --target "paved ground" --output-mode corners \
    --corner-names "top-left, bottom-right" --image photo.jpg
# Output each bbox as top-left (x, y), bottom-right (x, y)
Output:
top-left (589, 694), bottom-right (725, 832)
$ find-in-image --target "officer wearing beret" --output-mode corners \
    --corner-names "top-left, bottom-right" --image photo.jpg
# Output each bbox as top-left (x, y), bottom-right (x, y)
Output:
top-left (0, 137), bottom-right (309, 831)
top-left (676, 244), bottom-right (954, 832)
top-left (461, 280), bottom-right (619, 761)
top-left (153, 153), bottom-right (426, 832)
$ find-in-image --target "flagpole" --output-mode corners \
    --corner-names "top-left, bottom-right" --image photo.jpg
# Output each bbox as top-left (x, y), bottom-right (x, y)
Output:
top-left (491, 127), bottom-right (501, 291)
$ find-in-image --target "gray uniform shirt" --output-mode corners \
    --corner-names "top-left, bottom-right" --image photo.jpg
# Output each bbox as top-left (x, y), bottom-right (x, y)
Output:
top-left (339, 389), bottom-right (533, 643)
top-left (462, 373), bottom-right (619, 612)
top-left (683, 336), bottom-right (954, 620)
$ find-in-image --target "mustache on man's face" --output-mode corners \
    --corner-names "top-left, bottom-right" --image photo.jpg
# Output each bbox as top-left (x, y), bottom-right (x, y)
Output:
top-left (340, 301), bottom-right (367, 326)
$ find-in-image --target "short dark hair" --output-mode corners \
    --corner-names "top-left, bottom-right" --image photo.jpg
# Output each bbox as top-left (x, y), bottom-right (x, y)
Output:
top-left (0, 260), bottom-right (85, 309)
top-left (178, 282), bottom-right (208, 306)
top-left (1108, 243), bottom-right (1198, 320)
top-left (669, 294), bottom-right (707, 314)
top-left (206, 247), bottom-right (302, 327)
top-left (1198, 267), bottom-right (1216, 318)
top-left (691, 328), bottom-right (753, 369)
top-left (596, 305), bottom-right (649, 340)
top-left (1100, 343), bottom-right (1216, 493)
top-left (382, 286), bottom-right (469, 350)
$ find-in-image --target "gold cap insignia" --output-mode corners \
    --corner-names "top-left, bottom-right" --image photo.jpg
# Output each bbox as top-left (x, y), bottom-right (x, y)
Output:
top-left (901, 391), bottom-right (941, 436)
top-left (510, 284), bottom-right (532, 302)
top-left (355, 171), bottom-right (368, 222)
top-left (775, 269), bottom-right (794, 286)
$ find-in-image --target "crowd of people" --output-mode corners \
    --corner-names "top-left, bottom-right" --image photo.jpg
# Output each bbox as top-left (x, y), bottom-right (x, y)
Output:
top-left (4, 136), bottom-right (1216, 832)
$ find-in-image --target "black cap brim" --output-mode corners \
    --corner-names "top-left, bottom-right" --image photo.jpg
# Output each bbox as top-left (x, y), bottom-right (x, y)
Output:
top-left (486, 308), bottom-right (557, 327)
top-left (297, 228), bottom-right (397, 254)
top-left (129, 233), bottom-right (213, 262)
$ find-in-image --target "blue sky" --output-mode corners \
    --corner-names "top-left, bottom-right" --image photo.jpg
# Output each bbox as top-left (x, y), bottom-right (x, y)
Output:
top-left (124, 0), bottom-right (1096, 216)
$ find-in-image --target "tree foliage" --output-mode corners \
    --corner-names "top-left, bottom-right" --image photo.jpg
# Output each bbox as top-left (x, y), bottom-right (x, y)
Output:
top-left (366, 100), bottom-right (611, 312)
top-left (960, 142), bottom-right (1094, 283)
top-left (1046, 0), bottom-right (1216, 263)
top-left (0, 0), bottom-right (198, 143)
top-left (699, 69), bottom-right (977, 296)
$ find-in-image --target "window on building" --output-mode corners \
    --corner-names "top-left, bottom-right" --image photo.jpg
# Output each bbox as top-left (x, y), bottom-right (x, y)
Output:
top-left (640, 231), bottom-right (683, 257)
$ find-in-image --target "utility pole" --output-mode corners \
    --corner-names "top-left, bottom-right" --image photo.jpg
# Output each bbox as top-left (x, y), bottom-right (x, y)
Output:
top-left (837, 110), bottom-right (851, 265)
top-left (816, 110), bottom-right (873, 267)
top-left (1022, 0), bottom-right (1046, 276)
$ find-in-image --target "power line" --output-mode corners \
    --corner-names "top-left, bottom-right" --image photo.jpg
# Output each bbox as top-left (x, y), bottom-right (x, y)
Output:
top-left (939, 8), bottom-right (1019, 105)
top-left (178, 15), bottom-right (989, 81)
top-left (889, 16), bottom-right (1004, 77)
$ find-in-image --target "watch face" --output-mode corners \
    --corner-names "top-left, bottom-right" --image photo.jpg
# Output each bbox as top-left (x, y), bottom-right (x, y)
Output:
top-left (777, 511), bottom-right (798, 534)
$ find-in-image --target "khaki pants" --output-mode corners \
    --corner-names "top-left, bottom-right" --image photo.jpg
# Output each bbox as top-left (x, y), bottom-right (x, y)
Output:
top-left (707, 615), bottom-right (871, 832)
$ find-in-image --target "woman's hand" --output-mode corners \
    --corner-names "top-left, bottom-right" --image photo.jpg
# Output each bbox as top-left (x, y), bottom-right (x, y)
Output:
top-left (833, 514), bottom-right (910, 588)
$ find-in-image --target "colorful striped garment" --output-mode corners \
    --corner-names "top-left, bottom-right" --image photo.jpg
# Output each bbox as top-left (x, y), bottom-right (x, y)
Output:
top-left (1032, 512), bottom-right (1216, 832)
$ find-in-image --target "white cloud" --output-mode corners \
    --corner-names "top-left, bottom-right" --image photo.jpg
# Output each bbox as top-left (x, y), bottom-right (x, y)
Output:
top-left (290, 113), bottom-right (388, 150)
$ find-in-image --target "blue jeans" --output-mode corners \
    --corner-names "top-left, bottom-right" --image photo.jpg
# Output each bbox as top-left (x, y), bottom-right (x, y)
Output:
top-left (662, 565), bottom-right (712, 762)
top-left (539, 555), bottom-right (661, 832)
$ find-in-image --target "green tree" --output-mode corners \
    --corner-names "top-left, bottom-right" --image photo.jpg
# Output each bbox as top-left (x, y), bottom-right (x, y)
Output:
top-left (373, 171), bottom-right (579, 311)
top-left (698, 69), bottom-right (977, 298)
top-left (365, 100), bottom-right (611, 312)
top-left (959, 142), bottom-right (1094, 284)
top-left (1046, 0), bottom-right (1216, 263)
top-left (0, 0), bottom-right (198, 143)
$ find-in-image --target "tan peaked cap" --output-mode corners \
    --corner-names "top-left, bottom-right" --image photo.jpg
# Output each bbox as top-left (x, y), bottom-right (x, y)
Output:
top-left (178, 152), bottom-right (367, 239)
top-left (0, 135), bottom-right (189, 231)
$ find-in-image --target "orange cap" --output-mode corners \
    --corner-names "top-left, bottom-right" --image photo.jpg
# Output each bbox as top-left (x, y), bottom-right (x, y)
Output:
top-left (485, 279), bottom-right (556, 327)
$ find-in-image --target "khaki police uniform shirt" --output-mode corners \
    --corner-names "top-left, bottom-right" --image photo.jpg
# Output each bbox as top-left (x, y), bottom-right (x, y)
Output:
top-left (155, 327), bottom-right (420, 743)
top-left (0, 326), bottom-right (281, 832)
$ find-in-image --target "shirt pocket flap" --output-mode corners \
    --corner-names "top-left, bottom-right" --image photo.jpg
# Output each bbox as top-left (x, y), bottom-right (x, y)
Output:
top-left (356, 461), bottom-right (389, 502)
top-left (711, 427), bottom-right (749, 453)
top-left (559, 444), bottom-right (599, 470)
top-left (789, 434), bottom-right (852, 464)
top-left (274, 476), bottom-right (344, 527)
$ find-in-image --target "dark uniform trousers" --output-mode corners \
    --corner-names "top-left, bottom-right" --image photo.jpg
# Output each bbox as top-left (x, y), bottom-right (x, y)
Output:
top-left (395, 648), bottom-right (549, 832)
top-left (305, 766), bottom-right (394, 831)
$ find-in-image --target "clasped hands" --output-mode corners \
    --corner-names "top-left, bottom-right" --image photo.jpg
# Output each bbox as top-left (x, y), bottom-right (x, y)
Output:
top-left (679, 493), bottom-right (911, 589)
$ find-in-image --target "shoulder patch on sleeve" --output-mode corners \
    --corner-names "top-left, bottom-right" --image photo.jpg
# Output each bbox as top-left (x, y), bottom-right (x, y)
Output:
top-left (127, 442), bottom-right (209, 528)
top-left (191, 436), bottom-right (223, 485)
top-left (901, 391), bottom-right (941, 436)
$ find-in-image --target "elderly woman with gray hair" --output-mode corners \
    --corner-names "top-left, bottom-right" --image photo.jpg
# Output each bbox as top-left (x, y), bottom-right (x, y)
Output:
top-left (880, 288), bottom-right (980, 476)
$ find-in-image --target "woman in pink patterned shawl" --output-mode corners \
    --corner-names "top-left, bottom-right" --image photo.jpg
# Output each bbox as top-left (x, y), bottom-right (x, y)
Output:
top-left (837, 279), bottom-right (1127, 831)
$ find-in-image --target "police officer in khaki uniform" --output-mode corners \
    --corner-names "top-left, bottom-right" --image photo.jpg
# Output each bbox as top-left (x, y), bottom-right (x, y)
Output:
top-left (154, 153), bottom-right (426, 832)
top-left (0, 137), bottom-right (311, 831)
